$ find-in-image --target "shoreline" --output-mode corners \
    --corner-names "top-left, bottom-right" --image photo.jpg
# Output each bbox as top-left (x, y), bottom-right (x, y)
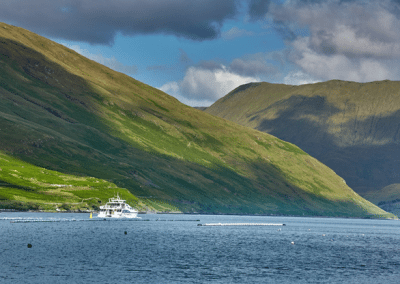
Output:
top-left (1, 209), bottom-right (397, 220)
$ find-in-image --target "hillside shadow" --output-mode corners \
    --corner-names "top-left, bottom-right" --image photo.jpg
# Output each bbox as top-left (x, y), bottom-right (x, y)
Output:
top-left (254, 95), bottom-right (400, 194)
top-left (2, 37), bottom-right (345, 215)
top-left (0, 37), bottom-right (389, 215)
top-left (0, 181), bottom-right (34, 192)
top-left (242, 159), bottom-right (385, 217)
top-left (0, 37), bottom-right (140, 156)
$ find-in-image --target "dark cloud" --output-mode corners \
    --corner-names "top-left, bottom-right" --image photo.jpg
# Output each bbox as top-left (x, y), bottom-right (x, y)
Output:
top-left (0, 0), bottom-right (239, 44)
top-left (230, 57), bottom-right (277, 76)
top-left (248, 0), bottom-right (270, 20)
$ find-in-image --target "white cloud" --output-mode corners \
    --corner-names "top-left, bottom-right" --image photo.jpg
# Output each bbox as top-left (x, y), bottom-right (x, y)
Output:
top-left (63, 44), bottom-right (138, 75)
top-left (283, 71), bottom-right (320, 85)
top-left (290, 37), bottom-right (395, 82)
top-left (270, 0), bottom-right (400, 82)
top-left (180, 66), bottom-right (259, 101)
top-left (159, 81), bottom-right (215, 107)
top-left (159, 65), bottom-right (259, 106)
top-left (159, 81), bottom-right (180, 97)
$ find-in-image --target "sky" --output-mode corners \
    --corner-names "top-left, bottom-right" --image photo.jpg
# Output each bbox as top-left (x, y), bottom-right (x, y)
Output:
top-left (2, 0), bottom-right (400, 106)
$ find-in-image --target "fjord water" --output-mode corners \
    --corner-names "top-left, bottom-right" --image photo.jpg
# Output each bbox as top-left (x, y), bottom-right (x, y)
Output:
top-left (1, 213), bottom-right (399, 283)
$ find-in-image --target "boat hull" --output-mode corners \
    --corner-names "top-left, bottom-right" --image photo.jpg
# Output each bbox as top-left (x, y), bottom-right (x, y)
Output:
top-left (97, 212), bottom-right (138, 218)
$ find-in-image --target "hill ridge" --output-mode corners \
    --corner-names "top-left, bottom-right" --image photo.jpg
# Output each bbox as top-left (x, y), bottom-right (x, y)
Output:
top-left (0, 22), bottom-right (393, 217)
top-left (206, 80), bottom-right (400, 213)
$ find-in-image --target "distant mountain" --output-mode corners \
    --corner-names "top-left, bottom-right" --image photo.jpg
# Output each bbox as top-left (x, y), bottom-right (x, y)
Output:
top-left (205, 81), bottom-right (400, 211)
top-left (363, 184), bottom-right (400, 216)
top-left (0, 23), bottom-right (392, 217)
top-left (193, 107), bottom-right (208, 111)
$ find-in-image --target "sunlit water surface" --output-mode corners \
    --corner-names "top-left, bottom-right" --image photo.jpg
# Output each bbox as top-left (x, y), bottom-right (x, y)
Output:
top-left (1, 213), bottom-right (399, 283)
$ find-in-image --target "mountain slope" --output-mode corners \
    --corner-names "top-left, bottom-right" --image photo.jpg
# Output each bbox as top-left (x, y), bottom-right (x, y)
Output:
top-left (0, 151), bottom-right (174, 212)
top-left (0, 23), bottom-right (392, 217)
top-left (205, 81), bottom-right (400, 208)
top-left (363, 184), bottom-right (400, 216)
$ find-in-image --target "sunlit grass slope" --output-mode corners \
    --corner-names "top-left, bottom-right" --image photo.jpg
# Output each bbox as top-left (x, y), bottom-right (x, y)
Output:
top-left (0, 23), bottom-right (393, 217)
top-left (0, 152), bottom-right (177, 212)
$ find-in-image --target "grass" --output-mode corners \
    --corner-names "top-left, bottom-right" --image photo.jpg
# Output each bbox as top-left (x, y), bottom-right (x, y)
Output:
top-left (0, 22), bottom-right (395, 218)
top-left (205, 81), bottom-right (400, 215)
top-left (0, 151), bottom-right (170, 212)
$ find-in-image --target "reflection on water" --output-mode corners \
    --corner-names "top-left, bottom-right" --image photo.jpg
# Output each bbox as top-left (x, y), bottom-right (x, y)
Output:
top-left (1, 213), bottom-right (399, 283)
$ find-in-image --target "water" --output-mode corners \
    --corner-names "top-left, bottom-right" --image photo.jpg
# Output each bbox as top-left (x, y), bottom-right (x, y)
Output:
top-left (0, 213), bottom-right (399, 283)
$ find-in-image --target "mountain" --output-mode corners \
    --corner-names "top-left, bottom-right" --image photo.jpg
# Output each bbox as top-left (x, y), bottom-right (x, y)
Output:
top-left (205, 81), bottom-right (400, 211)
top-left (363, 184), bottom-right (400, 216)
top-left (0, 23), bottom-right (392, 217)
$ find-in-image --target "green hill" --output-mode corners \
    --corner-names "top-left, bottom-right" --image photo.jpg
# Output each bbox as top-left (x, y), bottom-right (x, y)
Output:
top-left (0, 152), bottom-right (175, 212)
top-left (205, 81), bottom-right (400, 213)
top-left (363, 184), bottom-right (400, 216)
top-left (0, 23), bottom-right (393, 217)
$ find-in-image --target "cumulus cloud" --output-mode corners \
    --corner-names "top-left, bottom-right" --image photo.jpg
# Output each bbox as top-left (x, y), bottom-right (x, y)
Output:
top-left (0, 0), bottom-right (238, 44)
top-left (160, 81), bottom-right (180, 97)
top-left (289, 37), bottom-right (396, 82)
top-left (269, 0), bottom-right (400, 82)
top-left (65, 44), bottom-right (138, 75)
top-left (180, 66), bottom-right (259, 101)
top-left (160, 81), bottom-right (216, 107)
top-left (160, 65), bottom-right (259, 106)
top-left (158, 51), bottom-right (283, 106)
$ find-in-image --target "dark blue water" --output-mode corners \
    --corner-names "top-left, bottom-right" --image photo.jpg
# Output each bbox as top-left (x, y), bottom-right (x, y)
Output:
top-left (0, 213), bottom-right (399, 283)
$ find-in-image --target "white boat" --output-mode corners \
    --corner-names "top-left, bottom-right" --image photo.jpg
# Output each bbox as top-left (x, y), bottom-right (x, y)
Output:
top-left (97, 194), bottom-right (138, 218)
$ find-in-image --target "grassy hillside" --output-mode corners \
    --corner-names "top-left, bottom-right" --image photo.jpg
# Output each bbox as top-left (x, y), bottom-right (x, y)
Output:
top-left (0, 152), bottom-right (177, 212)
top-left (205, 81), bottom-right (400, 212)
top-left (0, 23), bottom-right (393, 217)
top-left (363, 184), bottom-right (400, 216)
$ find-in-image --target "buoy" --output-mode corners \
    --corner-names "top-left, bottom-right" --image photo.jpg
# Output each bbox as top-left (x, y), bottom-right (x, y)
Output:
top-left (89, 213), bottom-right (92, 219)
top-left (291, 241), bottom-right (294, 245)
top-left (27, 244), bottom-right (32, 248)
top-left (124, 231), bottom-right (127, 235)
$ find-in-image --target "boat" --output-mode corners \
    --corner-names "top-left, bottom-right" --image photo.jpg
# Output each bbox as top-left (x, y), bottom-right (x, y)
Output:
top-left (97, 194), bottom-right (139, 218)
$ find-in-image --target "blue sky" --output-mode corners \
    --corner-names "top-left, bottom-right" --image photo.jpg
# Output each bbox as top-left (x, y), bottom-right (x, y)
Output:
top-left (2, 0), bottom-right (400, 106)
